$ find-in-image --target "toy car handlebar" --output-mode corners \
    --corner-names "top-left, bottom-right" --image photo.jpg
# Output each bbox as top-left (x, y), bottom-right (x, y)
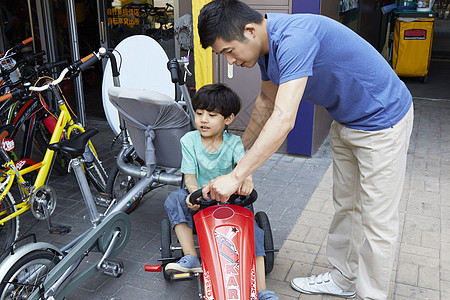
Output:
top-left (189, 189), bottom-right (258, 208)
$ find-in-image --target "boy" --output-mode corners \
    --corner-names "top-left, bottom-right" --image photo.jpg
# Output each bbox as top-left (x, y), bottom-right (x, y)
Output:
top-left (164, 83), bottom-right (278, 300)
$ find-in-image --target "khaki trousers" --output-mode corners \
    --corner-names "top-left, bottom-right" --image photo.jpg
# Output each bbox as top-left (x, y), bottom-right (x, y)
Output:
top-left (328, 104), bottom-right (413, 300)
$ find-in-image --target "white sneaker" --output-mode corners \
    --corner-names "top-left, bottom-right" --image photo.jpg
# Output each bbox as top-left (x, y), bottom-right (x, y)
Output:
top-left (291, 272), bottom-right (356, 298)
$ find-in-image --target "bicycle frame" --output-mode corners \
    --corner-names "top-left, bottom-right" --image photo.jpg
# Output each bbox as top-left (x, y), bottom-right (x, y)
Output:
top-left (0, 50), bottom-right (191, 300)
top-left (0, 47), bottom-right (111, 236)
top-left (0, 109), bottom-right (70, 226)
top-left (51, 95), bottom-right (99, 159)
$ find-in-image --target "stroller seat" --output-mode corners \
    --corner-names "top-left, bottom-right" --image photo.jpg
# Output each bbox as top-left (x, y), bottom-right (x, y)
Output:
top-left (108, 87), bottom-right (191, 172)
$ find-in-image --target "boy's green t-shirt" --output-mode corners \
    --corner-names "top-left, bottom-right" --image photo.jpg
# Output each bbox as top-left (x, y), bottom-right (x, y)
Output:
top-left (180, 130), bottom-right (245, 189)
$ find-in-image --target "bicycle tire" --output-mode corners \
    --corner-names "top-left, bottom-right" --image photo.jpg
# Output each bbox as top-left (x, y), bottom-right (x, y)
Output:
top-left (67, 129), bottom-right (108, 194)
top-left (0, 192), bottom-right (19, 262)
top-left (255, 211), bottom-right (275, 274)
top-left (106, 164), bottom-right (141, 214)
top-left (84, 151), bottom-right (108, 194)
top-left (161, 218), bottom-right (172, 281)
top-left (0, 250), bottom-right (60, 299)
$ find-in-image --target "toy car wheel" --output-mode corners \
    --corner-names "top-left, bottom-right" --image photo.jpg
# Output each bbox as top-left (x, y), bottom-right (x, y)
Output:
top-left (161, 218), bottom-right (172, 281)
top-left (255, 211), bottom-right (274, 274)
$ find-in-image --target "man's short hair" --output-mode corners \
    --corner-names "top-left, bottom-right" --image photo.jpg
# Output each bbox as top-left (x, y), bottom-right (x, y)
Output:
top-left (198, 0), bottom-right (263, 49)
top-left (192, 83), bottom-right (241, 118)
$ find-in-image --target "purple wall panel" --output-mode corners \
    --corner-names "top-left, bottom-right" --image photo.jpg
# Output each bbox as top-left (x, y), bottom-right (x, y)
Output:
top-left (292, 0), bottom-right (320, 14)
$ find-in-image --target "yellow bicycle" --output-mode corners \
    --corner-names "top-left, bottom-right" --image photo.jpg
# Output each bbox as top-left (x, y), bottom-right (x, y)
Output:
top-left (0, 48), bottom-right (108, 261)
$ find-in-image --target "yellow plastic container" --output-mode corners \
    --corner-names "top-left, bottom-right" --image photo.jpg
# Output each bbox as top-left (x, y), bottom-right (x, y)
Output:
top-left (392, 17), bottom-right (434, 77)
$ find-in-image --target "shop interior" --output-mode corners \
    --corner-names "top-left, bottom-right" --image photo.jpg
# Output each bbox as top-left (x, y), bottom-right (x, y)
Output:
top-left (0, 0), bottom-right (449, 125)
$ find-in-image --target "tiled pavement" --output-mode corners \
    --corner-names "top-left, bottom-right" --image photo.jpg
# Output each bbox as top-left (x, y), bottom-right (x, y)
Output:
top-left (5, 98), bottom-right (449, 299)
top-left (267, 99), bottom-right (450, 300)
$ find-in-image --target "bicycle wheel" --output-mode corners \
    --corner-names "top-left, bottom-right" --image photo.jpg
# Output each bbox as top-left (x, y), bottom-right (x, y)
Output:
top-left (68, 129), bottom-right (108, 194)
top-left (255, 211), bottom-right (274, 274)
top-left (84, 149), bottom-right (108, 194)
top-left (0, 192), bottom-right (19, 262)
top-left (0, 250), bottom-right (60, 299)
top-left (161, 218), bottom-right (172, 281)
top-left (106, 164), bottom-right (142, 214)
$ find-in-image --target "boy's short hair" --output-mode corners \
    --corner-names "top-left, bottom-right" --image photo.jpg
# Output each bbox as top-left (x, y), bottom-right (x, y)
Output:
top-left (192, 83), bottom-right (241, 118)
top-left (198, 0), bottom-right (263, 49)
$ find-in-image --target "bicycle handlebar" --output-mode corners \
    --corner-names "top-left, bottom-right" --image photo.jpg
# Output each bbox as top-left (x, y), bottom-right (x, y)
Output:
top-left (0, 93), bottom-right (12, 102)
top-left (78, 53), bottom-right (99, 72)
top-left (10, 37), bottom-right (33, 53)
top-left (0, 131), bottom-right (8, 142)
top-left (38, 59), bottom-right (68, 72)
top-left (0, 47), bottom-right (109, 99)
top-left (22, 50), bottom-right (46, 64)
top-left (0, 50), bottom-right (47, 77)
top-left (21, 37), bottom-right (33, 47)
top-left (0, 87), bottom-right (28, 102)
top-left (105, 49), bottom-right (120, 77)
top-left (167, 58), bottom-right (184, 85)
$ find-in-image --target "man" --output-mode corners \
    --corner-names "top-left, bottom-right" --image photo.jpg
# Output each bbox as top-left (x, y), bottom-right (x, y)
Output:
top-left (198, 0), bottom-right (413, 299)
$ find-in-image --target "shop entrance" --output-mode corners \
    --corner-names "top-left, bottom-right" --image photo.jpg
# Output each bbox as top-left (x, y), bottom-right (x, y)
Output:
top-left (0, 0), bottom-right (176, 122)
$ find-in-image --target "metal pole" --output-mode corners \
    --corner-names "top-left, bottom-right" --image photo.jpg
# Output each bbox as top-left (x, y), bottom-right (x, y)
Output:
top-left (66, 0), bottom-right (86, 126)
top-left (27, 0), bottom-right (36, 53)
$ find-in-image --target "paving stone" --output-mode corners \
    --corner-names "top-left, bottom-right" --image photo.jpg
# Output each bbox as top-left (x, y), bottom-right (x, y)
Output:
top-left (394, 283), bottom-right (440, 299)
top-left (418, 265), bottom-right (440, 290)
top-left (286, 224), bottom-right (310, 243)
top-left (396, 262), bottom-right (418, 286)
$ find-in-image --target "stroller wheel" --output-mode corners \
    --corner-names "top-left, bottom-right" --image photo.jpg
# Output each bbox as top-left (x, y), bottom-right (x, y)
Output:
top-left (255, 211), bottom-right (274, 274)
top-left (161, 218), bottom-right (172, 281)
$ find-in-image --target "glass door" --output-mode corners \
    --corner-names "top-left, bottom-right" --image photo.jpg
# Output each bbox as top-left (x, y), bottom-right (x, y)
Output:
top-left (339, 0), bottom-right (360, 32)
top-left (98, 0), bottom-right (175, 58)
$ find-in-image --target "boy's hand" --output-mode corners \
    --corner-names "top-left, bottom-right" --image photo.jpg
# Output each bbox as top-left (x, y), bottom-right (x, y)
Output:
top-left (186, 194), bottom-right (200, 211)
top-left (237, 175), bottom-right (253, 196)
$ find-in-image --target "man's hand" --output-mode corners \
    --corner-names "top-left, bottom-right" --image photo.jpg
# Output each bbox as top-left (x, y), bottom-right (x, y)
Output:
top-left (185, 194), bottom-right (200, 211)
top-left (202, 173), bottom-right (241, 203)
top-left (237, 175), bottom-right (253, 196)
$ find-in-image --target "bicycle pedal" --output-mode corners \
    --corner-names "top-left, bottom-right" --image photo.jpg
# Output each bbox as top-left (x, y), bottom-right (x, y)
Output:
top-left (94, 195), bottom-right (111, 207)
top-left (49, 225), bottom-right (71, 235)
top-left (100, 259), bottom-right (124, 278)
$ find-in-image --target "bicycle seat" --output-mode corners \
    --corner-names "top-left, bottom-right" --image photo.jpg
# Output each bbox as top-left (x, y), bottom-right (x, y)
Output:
top-left (108, 87), bottom-right (191, 171)
top-left (48, 128), bottom-right (99, 156)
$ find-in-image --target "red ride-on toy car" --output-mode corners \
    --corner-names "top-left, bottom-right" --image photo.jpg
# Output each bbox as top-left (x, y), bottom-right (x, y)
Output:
top-left (146, 189), bottom-right (277, 299)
